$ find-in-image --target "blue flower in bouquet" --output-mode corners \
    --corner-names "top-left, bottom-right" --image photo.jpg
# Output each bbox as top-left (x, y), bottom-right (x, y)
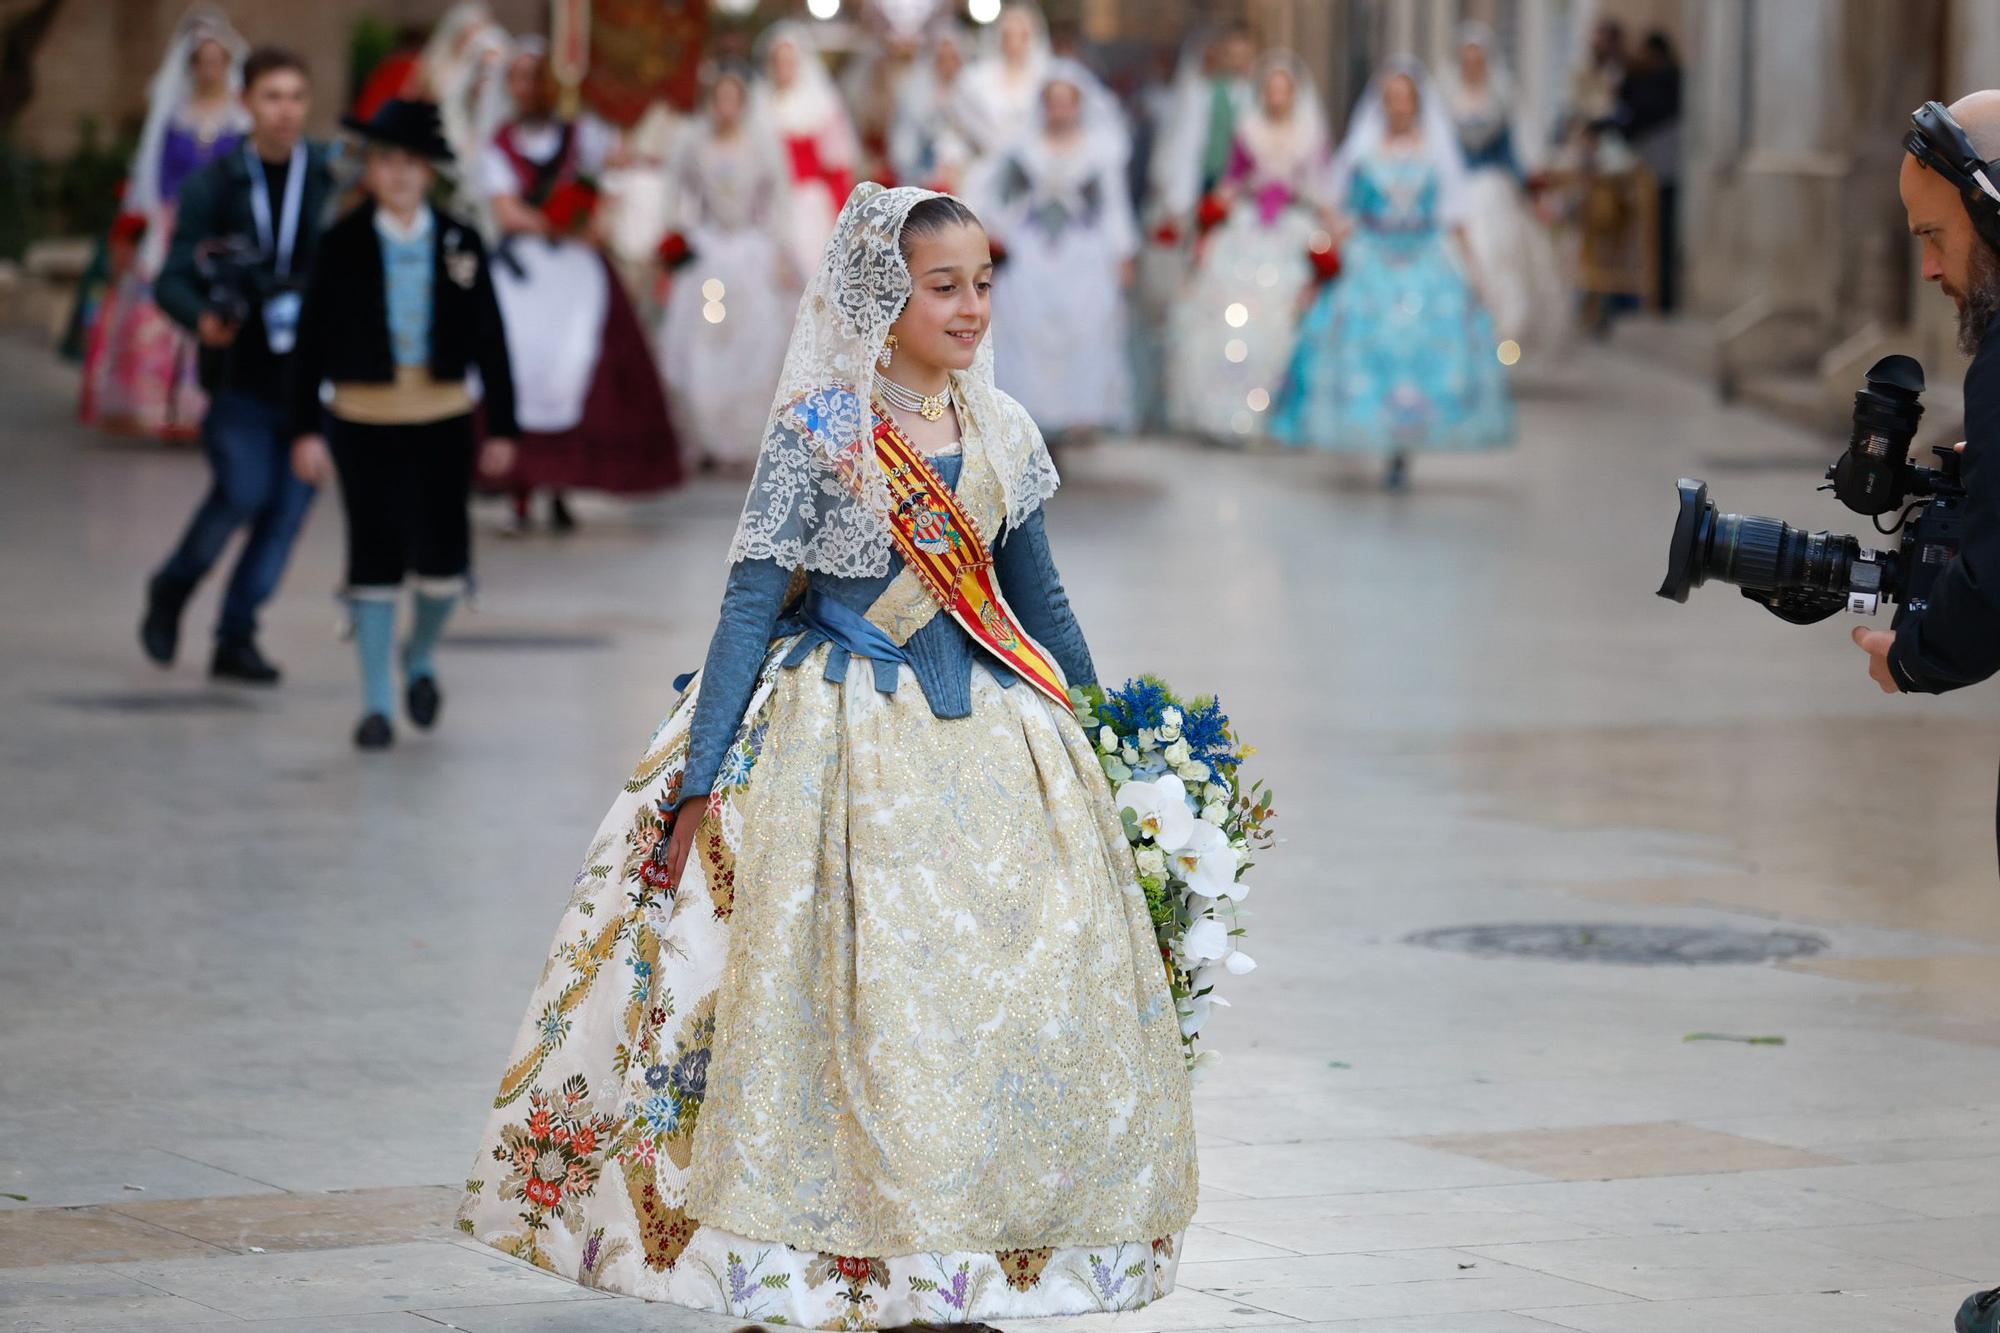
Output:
top-left (1100, 677), bottom-right (1175, 736)
top-left (1180, 699), bottom-right (1240, 775)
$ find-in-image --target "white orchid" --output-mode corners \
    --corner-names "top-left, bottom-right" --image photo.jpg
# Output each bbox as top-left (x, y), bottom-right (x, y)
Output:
top-left (1177, 987), bottom-right (1230, 1037)
top-left (1172, 820), bottom-right (1241, 900)
top-left (1179, 914), bottom-right (1233, 963)
top-left (1117, 774), bottom-right (1195, 851)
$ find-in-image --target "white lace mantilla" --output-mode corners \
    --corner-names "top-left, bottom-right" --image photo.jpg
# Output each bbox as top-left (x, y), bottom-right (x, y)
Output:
top-left (726, 182), bottom-right (1060, 579)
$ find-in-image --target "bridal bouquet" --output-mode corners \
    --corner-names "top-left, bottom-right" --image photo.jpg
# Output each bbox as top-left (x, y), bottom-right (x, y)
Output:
top-left (1071, 678), bottom-right (1276, 1079)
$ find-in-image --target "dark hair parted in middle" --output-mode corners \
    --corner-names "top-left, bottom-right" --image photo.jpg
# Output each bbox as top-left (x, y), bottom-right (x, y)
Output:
top-left (898, 195), bottom-right (983, 263)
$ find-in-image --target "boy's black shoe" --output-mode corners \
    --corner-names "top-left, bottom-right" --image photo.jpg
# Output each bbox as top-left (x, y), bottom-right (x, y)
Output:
top-left (354, 713), bottom-right (394, 751)
top-left (406, 675), bottom-right (441, 730)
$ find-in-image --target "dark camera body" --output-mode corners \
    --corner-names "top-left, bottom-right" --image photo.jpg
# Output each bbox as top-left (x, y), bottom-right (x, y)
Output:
top-left (194, 235), bottom-right (302, 327)
top-left (1659, 355), bottom-right (1968, 627)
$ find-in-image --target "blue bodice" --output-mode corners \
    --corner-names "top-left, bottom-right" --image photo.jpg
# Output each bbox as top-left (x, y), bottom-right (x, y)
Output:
top-left (679, 452), bottom-right (1096, 802)
top-left (1349, 155), bottom-right (1444, 235)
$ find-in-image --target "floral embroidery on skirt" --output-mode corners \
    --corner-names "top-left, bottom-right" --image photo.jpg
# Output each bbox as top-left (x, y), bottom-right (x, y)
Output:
top-left (459, 639), bottom-right (1197, 1326)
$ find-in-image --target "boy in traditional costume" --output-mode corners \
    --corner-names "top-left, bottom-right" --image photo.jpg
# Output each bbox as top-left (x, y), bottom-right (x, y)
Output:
top-left (287, 99), bottom-right (517, 750)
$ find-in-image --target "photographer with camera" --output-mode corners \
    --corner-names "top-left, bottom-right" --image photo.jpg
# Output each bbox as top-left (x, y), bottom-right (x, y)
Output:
top-left (1852, 94), bottom-right (2000, 851)
top-left (139, 47), bottom-right (336, 684)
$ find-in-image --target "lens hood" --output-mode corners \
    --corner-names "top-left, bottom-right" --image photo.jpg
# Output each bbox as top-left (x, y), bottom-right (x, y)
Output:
top-left (1657, 478), bottom-right (1710, 602)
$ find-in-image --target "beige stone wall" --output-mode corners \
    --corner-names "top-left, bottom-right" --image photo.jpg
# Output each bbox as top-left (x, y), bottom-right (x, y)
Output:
top-left (13, 0), bottom-right (543, 158)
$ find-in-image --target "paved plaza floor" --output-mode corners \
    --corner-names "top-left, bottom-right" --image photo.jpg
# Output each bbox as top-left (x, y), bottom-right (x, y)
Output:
top-left (4, 328), bottom-right (2000, 1330)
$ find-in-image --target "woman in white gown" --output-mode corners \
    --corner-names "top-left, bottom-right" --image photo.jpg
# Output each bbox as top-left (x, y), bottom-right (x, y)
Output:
top-left (1164, 52), bottom-right (1326, 443)
top-left (418, 1), bottom-right (509, 234)
top-left (757, 23), bottom-right (859, 281)
top-left (1440, 22), bottom-right (1572, 361)
top-left (953, 3), bottom-right (1050, 165)
top-left (890, 25), bottom-right (977, 194)
top-left (459, 182), bottom-right (1196, 1326)
top-left (655, 67), bottom-right (795, 469)
top-left (971, 59), bottom-right (1136, 440)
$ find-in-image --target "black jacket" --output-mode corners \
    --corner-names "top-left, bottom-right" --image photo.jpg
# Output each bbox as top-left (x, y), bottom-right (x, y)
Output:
top-left (1890, 322), bottom-right (2000, 856)
top-left (1890, 325), bottom-right (2000, 694)
top-left (285, 199), bottom-right (518, 440)
top-left (155, 141), bottom-right (338, 400)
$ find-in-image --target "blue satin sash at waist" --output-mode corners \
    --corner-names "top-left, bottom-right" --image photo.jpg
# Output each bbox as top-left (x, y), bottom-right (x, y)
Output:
top-left (1358, 216), bottom-right (1440, 236)
top-left (776, 587), bottom-right (913, 694)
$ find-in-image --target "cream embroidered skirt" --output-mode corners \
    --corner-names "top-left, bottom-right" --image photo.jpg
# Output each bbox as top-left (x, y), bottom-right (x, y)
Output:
top-left (458, 639), bottom-right (1199, 1326)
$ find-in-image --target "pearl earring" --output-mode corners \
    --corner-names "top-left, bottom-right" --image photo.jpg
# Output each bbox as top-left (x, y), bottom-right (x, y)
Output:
top-left (878, 334), bottom-right (897, 370)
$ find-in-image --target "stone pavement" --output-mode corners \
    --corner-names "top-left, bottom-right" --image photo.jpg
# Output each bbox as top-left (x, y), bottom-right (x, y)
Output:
top-left (4, 328), bottom-right (2000, 1331)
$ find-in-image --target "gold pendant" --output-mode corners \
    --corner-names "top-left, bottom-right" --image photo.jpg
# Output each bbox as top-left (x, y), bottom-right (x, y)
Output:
top-left (919, 393), bottom-right (947, 422)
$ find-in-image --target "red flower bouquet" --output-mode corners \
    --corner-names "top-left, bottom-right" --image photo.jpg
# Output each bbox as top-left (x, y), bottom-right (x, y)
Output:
top-left (542, 180), bottom-right (601, 236)
top-left (1195, 191), bottom-right (1230, 234)
top-left (656, 230), bottom-right (694, 270)
top-left (1307, 230), bottom-right (1342, 284)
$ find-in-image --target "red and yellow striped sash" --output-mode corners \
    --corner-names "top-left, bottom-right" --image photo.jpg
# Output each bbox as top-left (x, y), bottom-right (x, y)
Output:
top-left (866, 408), bottom-right (1070, 709)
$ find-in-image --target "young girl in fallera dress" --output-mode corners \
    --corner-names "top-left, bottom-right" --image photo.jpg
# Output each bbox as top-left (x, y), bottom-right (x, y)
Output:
top-left (459, 184), bottom-right (1197, 1327)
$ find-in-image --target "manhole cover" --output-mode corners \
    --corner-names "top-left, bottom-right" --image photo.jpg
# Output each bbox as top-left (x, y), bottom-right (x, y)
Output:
top-left (1407, 922), bottom-right (1830, 966)
top-left (442, 630), bottom-right (612, 651)
top-left (50, 692), bottom-right (256, 714)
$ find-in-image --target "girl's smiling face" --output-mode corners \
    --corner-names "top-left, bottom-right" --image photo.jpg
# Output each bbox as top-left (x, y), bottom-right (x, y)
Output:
top-left (887, 220), bottom-right (992, 379)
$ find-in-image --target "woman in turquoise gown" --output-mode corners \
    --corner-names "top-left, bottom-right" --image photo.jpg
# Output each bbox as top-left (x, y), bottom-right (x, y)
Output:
top-left (1273, 60), bottom-right (1512, 487)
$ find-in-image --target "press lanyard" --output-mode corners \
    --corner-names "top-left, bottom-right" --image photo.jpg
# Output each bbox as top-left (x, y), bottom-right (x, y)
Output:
top-left (245, 144), bottom-right (306, 277)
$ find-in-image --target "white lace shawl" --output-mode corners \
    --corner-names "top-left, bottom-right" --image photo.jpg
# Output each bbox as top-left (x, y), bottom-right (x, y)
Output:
top-left (725, 182), bottom-right (1060, 578)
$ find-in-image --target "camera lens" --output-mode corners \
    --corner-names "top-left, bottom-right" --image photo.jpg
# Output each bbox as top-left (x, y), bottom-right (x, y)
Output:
top-left (1657, 479), bottom-right (1711, 602)
top-left (1657, 478), bottom-right (1866, 603)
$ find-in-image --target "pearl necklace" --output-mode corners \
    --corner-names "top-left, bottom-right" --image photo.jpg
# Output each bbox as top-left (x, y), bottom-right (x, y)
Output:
top-left (876, 371), bottom-right (951, 422)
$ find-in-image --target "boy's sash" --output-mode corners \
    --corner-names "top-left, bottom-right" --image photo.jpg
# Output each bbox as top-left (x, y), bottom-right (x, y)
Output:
top-left (861, 408), bottom-right (1071, 709)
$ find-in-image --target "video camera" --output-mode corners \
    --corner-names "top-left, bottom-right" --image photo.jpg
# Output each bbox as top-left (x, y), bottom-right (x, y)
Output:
top-left (1658, 355), bottom-right (1968, 626)
top-left (193, 235), bottom-right (299, 327)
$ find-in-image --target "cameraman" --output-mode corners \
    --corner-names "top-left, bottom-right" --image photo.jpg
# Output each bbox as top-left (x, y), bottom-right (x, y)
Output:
top-left (139, 47), bottom-right (336, 683)
top-left (1855, 94), bottom-right (2000, 832)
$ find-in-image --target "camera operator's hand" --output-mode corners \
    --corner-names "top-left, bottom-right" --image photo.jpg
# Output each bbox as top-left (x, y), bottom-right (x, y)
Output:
top-left (478, 436), bottom-right (517, 479)
top-left (196, 311), bottom-right (239, 348)
top-left (1852, 626), bottom-right (1902, 694)
top-left (290, 434), bottom-right (332, 487)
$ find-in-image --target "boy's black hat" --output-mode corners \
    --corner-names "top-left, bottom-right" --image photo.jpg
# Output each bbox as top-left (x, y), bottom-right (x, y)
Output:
top-left (341, 98), bottom-right (454, 163)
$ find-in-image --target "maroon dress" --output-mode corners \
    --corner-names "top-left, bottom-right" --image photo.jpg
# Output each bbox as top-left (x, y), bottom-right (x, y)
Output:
top-left (489, 120), bottom-right (683, 497)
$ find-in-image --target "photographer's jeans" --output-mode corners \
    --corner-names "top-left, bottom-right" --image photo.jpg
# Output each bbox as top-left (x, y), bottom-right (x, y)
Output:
top-left (153, 390), bottom-right (317, 642)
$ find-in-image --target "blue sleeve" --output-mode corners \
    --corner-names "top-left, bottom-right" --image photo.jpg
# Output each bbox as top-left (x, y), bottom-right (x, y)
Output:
top-left (994, 505), bottom-right (1097, 689)
top-left (1499, 126), bottom-right (1525, 183)
top-left (679, 557), bottom-right (796, 804)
